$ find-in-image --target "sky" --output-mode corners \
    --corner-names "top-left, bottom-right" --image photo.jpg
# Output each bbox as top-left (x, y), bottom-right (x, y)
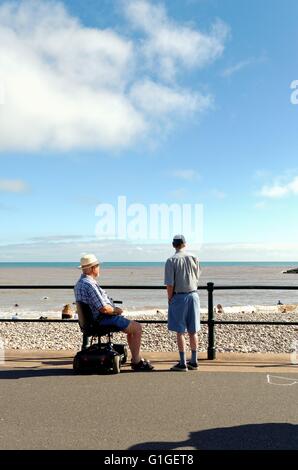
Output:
top-left (0, 0), bottom-right (298, 262)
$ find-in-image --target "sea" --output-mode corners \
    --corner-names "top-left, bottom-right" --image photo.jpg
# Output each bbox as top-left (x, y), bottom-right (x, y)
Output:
top-left (1, 261), bottom-right (298, 319)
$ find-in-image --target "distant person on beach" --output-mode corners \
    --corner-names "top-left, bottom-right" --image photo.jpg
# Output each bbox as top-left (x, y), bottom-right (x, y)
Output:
top-left (62, 304), bottom-right (73, 319)
top-left (74, 254), bottom-right (153, 372)
top-left (216, 304), bottom-right (224, 314)
top-left (164, 235), bottom-right (201, 371)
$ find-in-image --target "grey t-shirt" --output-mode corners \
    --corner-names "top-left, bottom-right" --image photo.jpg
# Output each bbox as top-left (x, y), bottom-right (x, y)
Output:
top-left (164, 249), bottom-right (200, 293)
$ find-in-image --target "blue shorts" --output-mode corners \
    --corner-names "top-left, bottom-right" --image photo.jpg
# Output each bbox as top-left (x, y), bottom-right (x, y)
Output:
top-left (97, 314), bottom-right (131, 331)
top-left (168, 292), bottom-right (200, 333)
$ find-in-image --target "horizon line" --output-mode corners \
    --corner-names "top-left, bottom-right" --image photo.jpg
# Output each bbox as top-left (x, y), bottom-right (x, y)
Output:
top-left (1, 261), bottom-right (298, 264)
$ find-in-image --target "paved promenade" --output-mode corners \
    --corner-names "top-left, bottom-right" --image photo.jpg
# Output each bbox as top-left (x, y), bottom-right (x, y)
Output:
top-left (0, 351), bottom-right (297, 450)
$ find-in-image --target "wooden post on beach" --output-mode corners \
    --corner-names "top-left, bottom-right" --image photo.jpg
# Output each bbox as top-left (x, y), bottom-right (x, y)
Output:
top-left (207, 282), bottom-right (216, 360)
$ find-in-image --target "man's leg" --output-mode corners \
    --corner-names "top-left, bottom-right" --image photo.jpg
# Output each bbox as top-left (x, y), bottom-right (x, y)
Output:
top-left (170, 332), bottom-right (187, 371)
top-left (177, 333), bottom-right (186, 365)
top-left (124, 320), bottom-right (142, 364)
top-left (188, 332), bottom-right (199, 368)
top-left (187, 293), bottom-right (200, 367)
top-left (189, 332), bottom-right (198, 352)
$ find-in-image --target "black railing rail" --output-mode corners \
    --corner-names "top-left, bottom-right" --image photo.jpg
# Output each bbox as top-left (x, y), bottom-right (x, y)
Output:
top-left (1, 282), bottom-right (298, 360)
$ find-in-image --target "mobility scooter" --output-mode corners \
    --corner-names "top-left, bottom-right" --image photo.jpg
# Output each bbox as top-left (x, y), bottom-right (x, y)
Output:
top-left (73, 301), bottom-right (128, 374)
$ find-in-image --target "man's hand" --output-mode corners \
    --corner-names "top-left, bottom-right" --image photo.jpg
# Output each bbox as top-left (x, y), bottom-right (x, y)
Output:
top-left (99, 305), bottom-right (123, 315)
top-left (114, 306), bottom-right (123, 315)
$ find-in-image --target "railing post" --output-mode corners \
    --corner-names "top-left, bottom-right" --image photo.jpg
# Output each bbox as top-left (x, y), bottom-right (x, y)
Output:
top-left (207, 282), bottom-right (216, 360)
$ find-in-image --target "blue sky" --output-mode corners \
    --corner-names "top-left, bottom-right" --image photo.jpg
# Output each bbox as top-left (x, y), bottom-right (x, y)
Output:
top-left (0, 0), bottom-right (297, 261)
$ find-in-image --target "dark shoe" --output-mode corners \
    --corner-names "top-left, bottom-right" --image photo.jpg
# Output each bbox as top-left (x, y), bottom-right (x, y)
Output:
top-left (131, 359), bottom-right (154, 372)
top-left (170, 362), bottom-right (188, 372)
top-left (187, 361), bottom-right (199, 370)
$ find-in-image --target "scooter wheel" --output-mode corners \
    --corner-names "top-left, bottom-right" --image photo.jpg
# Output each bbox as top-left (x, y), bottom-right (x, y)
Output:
top-left (73, 356), bottom-right (81, 374)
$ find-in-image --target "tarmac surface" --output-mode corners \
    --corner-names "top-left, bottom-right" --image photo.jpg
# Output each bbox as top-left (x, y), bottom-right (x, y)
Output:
top-left (0, 350), bottom-right (298, 450)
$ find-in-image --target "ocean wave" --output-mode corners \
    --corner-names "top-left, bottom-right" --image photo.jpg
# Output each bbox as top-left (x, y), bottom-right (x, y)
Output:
top-left (1, 303), bottom-right (297, 320)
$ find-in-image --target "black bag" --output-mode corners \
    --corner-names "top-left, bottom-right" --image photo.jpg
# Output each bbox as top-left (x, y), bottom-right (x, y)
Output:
top-left (73, 343), bottom-right (127, 374)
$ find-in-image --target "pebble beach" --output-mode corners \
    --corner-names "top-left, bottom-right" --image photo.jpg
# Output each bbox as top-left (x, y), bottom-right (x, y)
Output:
top-left (1, 307), bottom-right (297, 353)
top-left (1, 264), bottom-right (298, 354)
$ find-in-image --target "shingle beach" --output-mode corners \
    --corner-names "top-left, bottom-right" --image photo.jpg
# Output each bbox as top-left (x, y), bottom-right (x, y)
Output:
top-left (1, 306), bottom-right (297, 353)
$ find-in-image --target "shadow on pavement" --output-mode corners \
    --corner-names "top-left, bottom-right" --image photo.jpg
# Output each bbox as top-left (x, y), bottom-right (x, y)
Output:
top-left (41, 360), bottom-right (73, 366)
top-left (128, 423), bottom-right (298, 450)
top-left (0, 366), bottom-right (160, 378)
top-left (4, 356), bottom-right (74, 362)
top-left (0, 368), bottom-right (75, 379)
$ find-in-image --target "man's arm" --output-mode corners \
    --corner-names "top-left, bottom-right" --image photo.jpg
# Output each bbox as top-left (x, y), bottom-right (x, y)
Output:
top-left (84, 284), bottom-right (123, 316)
top-left (166, 285), bottom-right (174, 302)
top-left (164, 259), bottom-right (175, 302)
top-left (99, 305), bottom-right (123, 315)
top-left (196, 258), bottom-right (201, 284)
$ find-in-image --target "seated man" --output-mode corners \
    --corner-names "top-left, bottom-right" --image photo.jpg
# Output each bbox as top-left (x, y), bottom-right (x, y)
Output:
top-left (74, 254), bottom-right (153, 372)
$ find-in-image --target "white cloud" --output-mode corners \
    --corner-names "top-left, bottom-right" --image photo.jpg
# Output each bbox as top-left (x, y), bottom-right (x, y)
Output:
top-left (124, 0), bottom-right (229, 81)
top-left (211, 189), bottom-right (226, 199)
top-left (222, 56), bottom-right (267, 78)
top-left (255, 201), bottom-right (266, 209)
top-left (170, 169), bottom-right (200, 181)
top-left (0, 0), bottom-right (228, 152)
top-left (254, 169), bottom-right (272, 180)
top-left (200, 242), bottom-right (298, 261)
top-left (260, 176), bottom-right (298, 199)
top-left (0, 0), bottom-right (145, 151)
top-left (2, 237), bottom-right (298, 262)
top-left (168, 188), bottom-right (188, 199)
top-left (0, 179), bottom-right (28, 192)
top-left (130, 80), bottom-right (211, 117)
top-left (288, 177), bottom-right (298, 193)
top-left (222, 59), bottom-right (253, 78)
top-left (260, 185), bottom-right (288, 198)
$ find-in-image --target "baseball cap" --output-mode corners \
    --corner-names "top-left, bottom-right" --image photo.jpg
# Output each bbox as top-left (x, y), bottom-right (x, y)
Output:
top-left (172, 234), bottom-right (186, 244)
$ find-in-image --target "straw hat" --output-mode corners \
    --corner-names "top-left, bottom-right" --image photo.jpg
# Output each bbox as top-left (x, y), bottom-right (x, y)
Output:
top-left (78, 254), bottom-right (99, 269)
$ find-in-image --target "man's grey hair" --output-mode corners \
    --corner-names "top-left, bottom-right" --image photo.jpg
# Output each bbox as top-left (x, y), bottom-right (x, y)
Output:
top-left (82, 266), bottom-right (94, 275)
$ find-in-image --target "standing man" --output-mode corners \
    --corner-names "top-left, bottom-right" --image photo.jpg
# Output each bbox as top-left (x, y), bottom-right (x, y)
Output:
top-left (74, 254), bottom-right (153, 372)
top-left (164, 235), bottom-right (201, 371)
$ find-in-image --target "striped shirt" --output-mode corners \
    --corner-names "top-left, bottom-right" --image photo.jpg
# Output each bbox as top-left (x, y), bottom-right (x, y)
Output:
top-left (74, 274), bottom-right (113, 320)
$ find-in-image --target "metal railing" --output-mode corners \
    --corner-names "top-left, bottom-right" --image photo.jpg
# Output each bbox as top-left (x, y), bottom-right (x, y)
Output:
top-left (1, 282), bottom-right (298, 359)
